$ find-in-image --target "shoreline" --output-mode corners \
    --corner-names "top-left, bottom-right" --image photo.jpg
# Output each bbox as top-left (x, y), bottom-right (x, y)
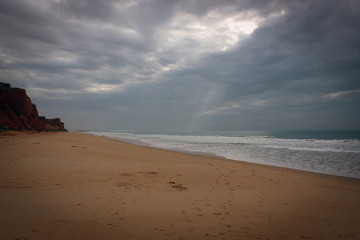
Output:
top-left (86, 131), bottom-right (360, 181)
top-left (1, 131), bottom-right (360, 239)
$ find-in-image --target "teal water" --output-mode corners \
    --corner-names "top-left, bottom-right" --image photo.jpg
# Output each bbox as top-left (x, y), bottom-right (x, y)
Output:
top-left (269, 130), bottom-right (360, 140)
top-left (128, 130), bottom-right (360, 140)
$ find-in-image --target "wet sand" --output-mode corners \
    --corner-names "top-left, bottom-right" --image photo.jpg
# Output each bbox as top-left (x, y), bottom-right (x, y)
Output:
top-left (1, 131), bottom-right (360, 240)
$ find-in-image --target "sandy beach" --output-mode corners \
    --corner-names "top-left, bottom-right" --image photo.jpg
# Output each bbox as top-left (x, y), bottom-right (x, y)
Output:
top-left (1, 132), bottom-right (360, 240)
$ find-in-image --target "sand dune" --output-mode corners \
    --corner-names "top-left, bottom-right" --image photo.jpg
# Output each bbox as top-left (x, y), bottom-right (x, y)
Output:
top-left (1, 132), bottom-right (359, 240)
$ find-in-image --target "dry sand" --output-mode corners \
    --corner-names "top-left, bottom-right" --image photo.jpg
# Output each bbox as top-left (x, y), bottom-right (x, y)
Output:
top-left (1, 131), bottom-right (360, 240)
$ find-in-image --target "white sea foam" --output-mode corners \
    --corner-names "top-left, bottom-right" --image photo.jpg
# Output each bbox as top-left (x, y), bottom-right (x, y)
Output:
top-left (87, 131), bottom-right (360, 178)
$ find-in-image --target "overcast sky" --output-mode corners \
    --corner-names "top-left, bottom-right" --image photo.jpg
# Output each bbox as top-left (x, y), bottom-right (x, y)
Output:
top-left (1, 0), bottom-right (359, 132)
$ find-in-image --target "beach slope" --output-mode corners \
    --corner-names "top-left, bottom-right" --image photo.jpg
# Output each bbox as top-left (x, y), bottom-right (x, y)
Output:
top-left (1, 132), bottom-right (359, 240)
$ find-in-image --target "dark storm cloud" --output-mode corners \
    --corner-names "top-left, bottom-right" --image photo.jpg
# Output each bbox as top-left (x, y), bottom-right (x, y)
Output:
top-left (0, 0), bottom-right (359, 131)
top-left (51, 0), bottom-right (118, 21)
top-left (190, 0), bottom-right (360, 130)
top-left (0, 1), bottom-right (60, 58)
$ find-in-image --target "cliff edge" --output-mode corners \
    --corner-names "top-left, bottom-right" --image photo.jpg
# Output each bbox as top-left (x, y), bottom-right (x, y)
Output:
top-left (0, 82), bottom-right (66, 131)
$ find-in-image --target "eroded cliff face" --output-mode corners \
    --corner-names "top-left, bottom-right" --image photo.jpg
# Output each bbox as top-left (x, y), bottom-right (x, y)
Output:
top-left (0, 82), bottom-right (66, 131)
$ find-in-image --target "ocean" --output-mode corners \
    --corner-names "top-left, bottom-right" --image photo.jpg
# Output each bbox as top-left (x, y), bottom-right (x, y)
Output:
top-left (87, 130), bottom-right (360, 179)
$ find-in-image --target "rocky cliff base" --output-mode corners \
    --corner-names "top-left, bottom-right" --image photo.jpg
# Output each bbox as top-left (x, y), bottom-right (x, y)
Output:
top-left (0, 82), bottom-right (66, 131)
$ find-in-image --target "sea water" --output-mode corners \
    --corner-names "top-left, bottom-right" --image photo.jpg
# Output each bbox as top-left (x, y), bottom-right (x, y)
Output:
top-left (87, 130), bottom-right (360, 179)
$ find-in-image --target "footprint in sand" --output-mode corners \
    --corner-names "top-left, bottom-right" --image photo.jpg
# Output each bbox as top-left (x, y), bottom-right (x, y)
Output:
top-left (71, 145), bottom-right (87, 149)
top-left (119, 173), bottom-right (133, 177)
top-left (168, 181), bottom-right (187, 191)
top-left (143, 171), bottom-right (159, 175)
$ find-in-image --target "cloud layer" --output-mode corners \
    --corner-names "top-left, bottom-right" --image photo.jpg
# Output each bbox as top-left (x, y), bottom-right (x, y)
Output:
top-left (1, 0), bottom-right (359, 131)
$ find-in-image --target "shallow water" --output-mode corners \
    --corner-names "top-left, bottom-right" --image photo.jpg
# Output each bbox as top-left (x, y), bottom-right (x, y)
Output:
top-left (88, 130), bottom-right (360, 178)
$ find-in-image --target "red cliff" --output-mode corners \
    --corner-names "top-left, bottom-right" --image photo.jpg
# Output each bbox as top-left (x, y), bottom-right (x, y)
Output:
top-left (0, 82), bottom-right (66, 131)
